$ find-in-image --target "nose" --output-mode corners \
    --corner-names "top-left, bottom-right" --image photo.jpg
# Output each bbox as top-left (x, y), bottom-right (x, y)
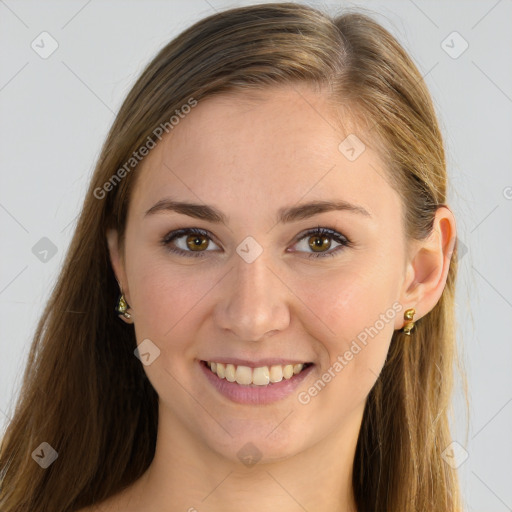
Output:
top-left (213, 252), bottom-right (290, 342)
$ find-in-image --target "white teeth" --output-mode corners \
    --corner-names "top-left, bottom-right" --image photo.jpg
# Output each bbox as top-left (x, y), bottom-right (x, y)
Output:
top-left (253, 366), bottom-right (270, 385)
top-left (225, 364), bottom-right (236, 382)
top-left (283, 364), bottom-right (294, 379)
top-left (269, 365), bottom-right (283, 383)
top-left (206, 361), bottom-right (306, 386)
top-left (235, 365), bottom-right (252, 385)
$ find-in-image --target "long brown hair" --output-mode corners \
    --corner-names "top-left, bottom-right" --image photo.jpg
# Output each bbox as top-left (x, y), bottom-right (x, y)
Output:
top-left (0, 3), bottom-right (468, 511)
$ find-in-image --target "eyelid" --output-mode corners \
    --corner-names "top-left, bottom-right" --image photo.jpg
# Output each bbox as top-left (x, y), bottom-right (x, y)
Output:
top-left (161, 225), bottom-right (352, 258)
top-left (290, 226), bottom-right (351, 258)
top-left (162, 227), bottom-right (217, 245)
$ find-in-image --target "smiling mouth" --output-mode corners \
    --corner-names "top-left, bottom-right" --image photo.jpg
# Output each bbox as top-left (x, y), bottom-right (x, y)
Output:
top-left (201, 360), bottom-right (314, 386)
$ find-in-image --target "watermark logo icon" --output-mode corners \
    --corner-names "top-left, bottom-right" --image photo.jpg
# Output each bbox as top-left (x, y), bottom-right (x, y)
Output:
top-left (338, 134), bottom-right (365, 162)
top-left (454, 237), bottom-right (468, 261)
top-left (237, 442), bottom-right (262, 467)
top-left (134, 338), bottom-right (161, 366)
top-left (441, 31), bottom-right (468, 59)
top-left (236, 236), bottom-right (263, 264)
top-left (441, 441), bottom-right (469, 469)
top-left (32, 237), bottom-right (58, 263)
top-left (31, 442), bottom-right (58, 468)
top-left (31, 31), bottom-right (59, 59)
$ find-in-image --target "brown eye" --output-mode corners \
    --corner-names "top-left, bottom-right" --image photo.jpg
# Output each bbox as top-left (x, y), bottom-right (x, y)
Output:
top-left (293, 227), bottom-right (350, 259)
top-left (162, 228), bottom-right (219, 258)
top-left (185, 233), bottom-right (210, 251)
top-left (308, 234), bottom-right (332, 253)
top-left (162, 226), bottom-right (350, 260)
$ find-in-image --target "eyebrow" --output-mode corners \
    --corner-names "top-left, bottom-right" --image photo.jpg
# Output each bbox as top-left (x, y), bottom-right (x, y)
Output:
top-left (144, 197), bottom-right (371, 224)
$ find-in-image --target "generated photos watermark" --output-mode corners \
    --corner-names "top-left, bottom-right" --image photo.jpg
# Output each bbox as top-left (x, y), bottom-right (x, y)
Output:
top-left (94, 97), bottom-right (198, 200)
top-left (297, 301), bottom-right (403, 405)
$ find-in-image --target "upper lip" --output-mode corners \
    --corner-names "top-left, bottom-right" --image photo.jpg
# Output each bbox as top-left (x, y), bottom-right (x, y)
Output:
top-left (200, 358), bottom-right (312, 368)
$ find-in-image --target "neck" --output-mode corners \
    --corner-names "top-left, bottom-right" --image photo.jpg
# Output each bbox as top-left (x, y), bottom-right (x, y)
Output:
top-left (127, 403), bottom-right (363, 512)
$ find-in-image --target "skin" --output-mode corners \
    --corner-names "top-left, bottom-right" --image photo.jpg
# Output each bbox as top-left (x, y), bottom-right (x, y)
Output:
top-left (97, 83), bottom-right (456, 512)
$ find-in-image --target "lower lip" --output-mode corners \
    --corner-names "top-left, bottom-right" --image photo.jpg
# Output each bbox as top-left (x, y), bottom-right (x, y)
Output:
top-left (199, 361), bottom-right (314, 405)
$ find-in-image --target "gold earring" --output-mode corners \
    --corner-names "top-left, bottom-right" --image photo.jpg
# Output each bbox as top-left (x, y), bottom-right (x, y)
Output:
top-left (402, 308), bottom-right (416, 335)
top-left (116, 293), bottom-right (132, 322)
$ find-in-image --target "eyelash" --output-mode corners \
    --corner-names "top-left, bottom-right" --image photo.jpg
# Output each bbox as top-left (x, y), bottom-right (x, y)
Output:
top-left (161, 226), bottom-right (351, 259)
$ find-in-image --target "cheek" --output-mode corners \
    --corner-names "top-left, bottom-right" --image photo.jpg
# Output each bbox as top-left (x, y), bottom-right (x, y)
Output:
top-left (301, 260), bottom-right (400, 343)
top-left (294, 263), bottom-right (400, 402)
top-left (127, 257), bottom-right (217, 356)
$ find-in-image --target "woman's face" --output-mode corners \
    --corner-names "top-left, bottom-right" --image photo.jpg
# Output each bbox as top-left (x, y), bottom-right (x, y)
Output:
top-left (111, 84), bottom-right (409, 463)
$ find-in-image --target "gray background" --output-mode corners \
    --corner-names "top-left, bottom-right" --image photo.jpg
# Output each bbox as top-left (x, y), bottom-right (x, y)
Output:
top-left (1, 1), bottom-right (511, 510)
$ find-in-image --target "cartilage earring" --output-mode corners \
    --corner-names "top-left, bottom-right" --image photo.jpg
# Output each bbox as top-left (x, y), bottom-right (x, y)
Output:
top-left (116, 293), bottom-right (133, 323)
top-left (402, 308), bottom-right (416, 335)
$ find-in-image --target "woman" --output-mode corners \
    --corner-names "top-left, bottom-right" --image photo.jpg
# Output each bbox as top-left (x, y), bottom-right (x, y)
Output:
top-left (0, 3), bottom-right (468, 511)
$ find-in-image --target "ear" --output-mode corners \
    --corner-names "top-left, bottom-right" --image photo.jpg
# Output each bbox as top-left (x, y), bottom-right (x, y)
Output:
top-left (396, 206), bottom-right (456, 328)
top-left (106, 228), bottom-right (131, 305)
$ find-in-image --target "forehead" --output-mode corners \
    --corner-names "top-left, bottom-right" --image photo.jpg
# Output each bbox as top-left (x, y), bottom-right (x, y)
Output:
top-left (129, 84), bottom-right (400, 229)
